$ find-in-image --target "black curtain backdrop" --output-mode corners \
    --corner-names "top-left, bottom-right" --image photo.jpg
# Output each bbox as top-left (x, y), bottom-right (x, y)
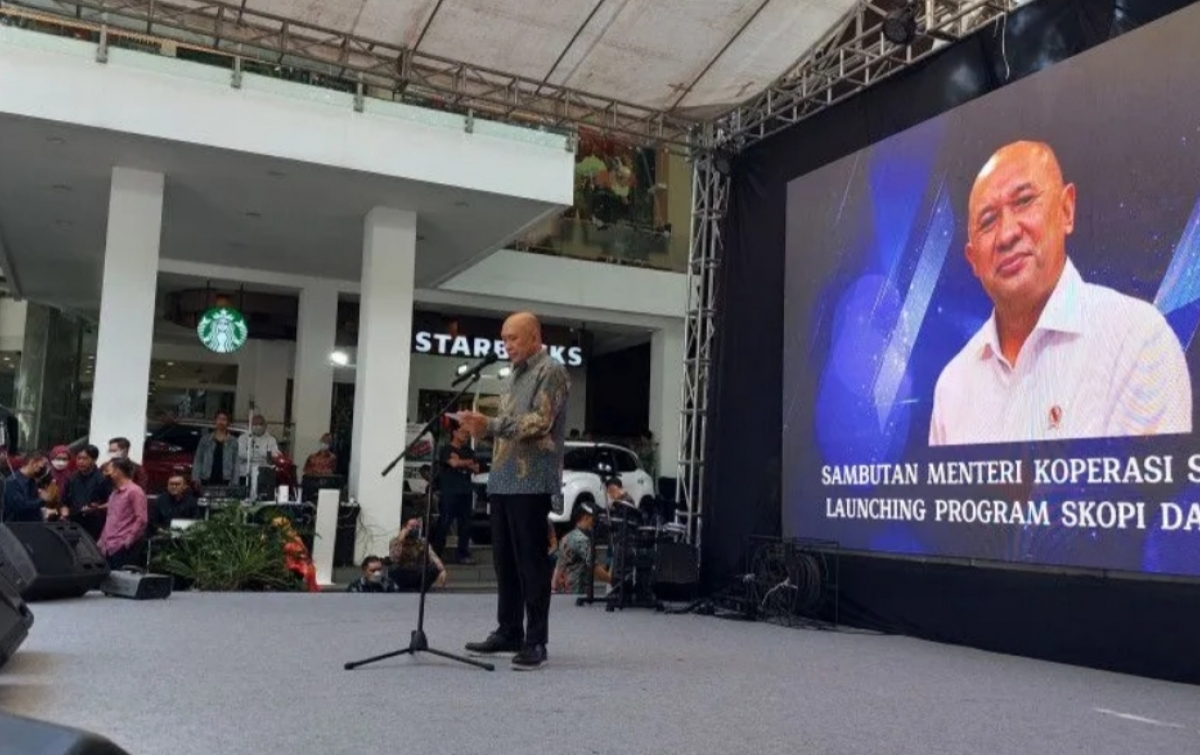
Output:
top-left (707, 0), bottom-right (1200, 683)
top-left (586, 343), bottom-right (651, 438)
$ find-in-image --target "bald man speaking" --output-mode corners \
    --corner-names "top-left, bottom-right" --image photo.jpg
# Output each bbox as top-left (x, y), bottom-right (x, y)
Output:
top-left (457, 311), bottom-right (569, 670)
top-left (929, 140), bottom-right (1192, 446)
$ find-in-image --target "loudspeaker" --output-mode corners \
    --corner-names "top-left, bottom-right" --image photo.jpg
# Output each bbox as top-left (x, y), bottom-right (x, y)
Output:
top-left (0, 576), bottom-right (33, 670)
top-left (0, 524), bottom-right (38, 595)
top-left (4, 522), bottom-right (110, 601)
top-left (655, 541), bottom-right (700, 601)
top-left (100, 570), bottom-right (172, 600)
top-left (0, 711), bottom-right (132, 754)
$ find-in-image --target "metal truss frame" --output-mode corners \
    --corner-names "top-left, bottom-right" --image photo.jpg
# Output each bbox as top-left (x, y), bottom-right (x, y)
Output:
top-left (675, 128), bottom-right (729, 552)
top-left (719, 0), bottom-right (1018, 147)
top-left (2, 0), bottom-right (698, 146)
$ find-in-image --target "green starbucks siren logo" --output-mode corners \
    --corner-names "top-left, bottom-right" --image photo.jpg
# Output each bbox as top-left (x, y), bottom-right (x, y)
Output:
top-left (197, 306), bottom-right (249, 354)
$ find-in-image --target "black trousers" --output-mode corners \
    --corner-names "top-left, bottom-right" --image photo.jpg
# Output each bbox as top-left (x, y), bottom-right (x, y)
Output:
top-left (490, 493), bottom-right (552, 645)
top-left (433, 492), bottom-right (473, 559)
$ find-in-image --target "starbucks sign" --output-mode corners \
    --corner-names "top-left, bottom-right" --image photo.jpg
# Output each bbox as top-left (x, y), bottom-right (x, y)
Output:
top-left (197, 306), bottom-right (249, 354)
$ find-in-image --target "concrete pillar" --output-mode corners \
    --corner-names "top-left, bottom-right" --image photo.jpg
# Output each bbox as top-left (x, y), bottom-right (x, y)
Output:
top-left (291, 284), bottom-right (338, 474)
top-left (351, 208), bottom-right (416, 557)
top-left (648, 321), bottom-right (684, 480)
top-left (234, 340), bottom-right (290, 440)
top-left (89, 167), bottom-right (163, 464)
top-left (14, 303), bottom-right (84, 450)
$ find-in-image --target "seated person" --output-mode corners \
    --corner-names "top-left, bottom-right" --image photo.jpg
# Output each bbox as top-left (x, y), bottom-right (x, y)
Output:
top-left (605, 477), bottom-right (634, 509)
top-left (303, 433), bottom-right (338, 477)
top-left (271, 516), bottom-right (319, 592)
top-left (151, 474), bottom-right (200, 533)
top-left (552, 501), bottom-right (610, 594)
top-left (62, 445), bottom-right (111, 540)
top-left (346, 555), bottom-right (401, 593)
top-left (2, 452), bottom-right (50, 523)
top-left (387, 518), bottom-right (447, 591)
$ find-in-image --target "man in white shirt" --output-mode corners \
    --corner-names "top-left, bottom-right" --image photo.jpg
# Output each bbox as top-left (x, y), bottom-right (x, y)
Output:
top-left (930, 141), bottom-right (1192, 446)
top-left (238, 414), bottom-right (280, 492)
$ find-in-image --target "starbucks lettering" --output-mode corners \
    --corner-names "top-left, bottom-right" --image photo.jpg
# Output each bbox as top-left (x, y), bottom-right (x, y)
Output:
top-left (412, 330), bottom-right (585, 367)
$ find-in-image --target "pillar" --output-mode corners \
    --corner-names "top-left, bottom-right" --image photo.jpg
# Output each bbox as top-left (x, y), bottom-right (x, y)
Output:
top-left (648, 321), bottom-right (684, 480)
top-left (15, 303), bottom-right (84, 450)
top-left (291, 284), bottom-right (338, 474)
top-left (350, 208), bottom-right (416, 557)
top-left (234, 340), bottom-right (291, 439)
top-left (89, 167), bottom-right (164, 464)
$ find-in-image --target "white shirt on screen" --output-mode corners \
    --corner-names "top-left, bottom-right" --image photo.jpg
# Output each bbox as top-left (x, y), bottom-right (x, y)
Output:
top-left (929, 259), bottom-right (1192, 446)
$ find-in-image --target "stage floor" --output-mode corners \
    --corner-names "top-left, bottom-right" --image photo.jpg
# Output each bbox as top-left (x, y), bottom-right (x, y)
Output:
top-left (1, 593), bottom-right (1196, 755)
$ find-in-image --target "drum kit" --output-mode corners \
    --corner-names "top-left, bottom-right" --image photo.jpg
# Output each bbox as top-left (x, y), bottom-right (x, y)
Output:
top-left (577, 496), bottom-right (688, 611)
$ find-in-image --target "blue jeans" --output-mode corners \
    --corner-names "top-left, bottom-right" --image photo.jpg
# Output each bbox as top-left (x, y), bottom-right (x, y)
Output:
top-left (434, 492), bottom-right (473, 559)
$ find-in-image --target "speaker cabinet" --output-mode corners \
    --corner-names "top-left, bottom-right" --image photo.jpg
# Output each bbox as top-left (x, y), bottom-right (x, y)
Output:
top-left (0, 576), bottom-right (33, 670)
top-left (0, 712), bottom-right (132, 754)
top-left (0, 524), bottom-right (38, 596)
top-left (4, 522), bottom-right (110, 601)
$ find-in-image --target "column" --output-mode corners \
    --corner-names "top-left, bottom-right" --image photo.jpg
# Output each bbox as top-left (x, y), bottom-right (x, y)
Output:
top-left (648, 321), bottom-right (684, 480)
top-left (234, 340), bottom-right (290, 435)
top-left (15, 303), bottom-right (84, 449)
top-left (89, 168), bottom-right (164, 464)
top-left (350, 208), bottom-right (416, 557)
top-left (291, 284), bottom-right (338, 473)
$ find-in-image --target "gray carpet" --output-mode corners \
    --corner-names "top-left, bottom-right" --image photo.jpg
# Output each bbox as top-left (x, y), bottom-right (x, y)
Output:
top-left (1, 593), bottom-right (1197, 755)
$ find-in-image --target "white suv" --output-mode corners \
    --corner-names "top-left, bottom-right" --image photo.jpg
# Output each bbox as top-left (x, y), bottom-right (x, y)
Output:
top-left (472, 441), bottom-right (657, 527)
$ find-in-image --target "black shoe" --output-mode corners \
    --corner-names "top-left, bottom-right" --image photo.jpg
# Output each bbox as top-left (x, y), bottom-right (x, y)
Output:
top-left (511, 644), bottom-right (547, 670)
top-left (465, 632), bottom-right (523, 656)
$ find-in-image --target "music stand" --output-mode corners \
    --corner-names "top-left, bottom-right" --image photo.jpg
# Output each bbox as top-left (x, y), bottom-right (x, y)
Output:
top-left (344, 374), bottom-right (494, 673)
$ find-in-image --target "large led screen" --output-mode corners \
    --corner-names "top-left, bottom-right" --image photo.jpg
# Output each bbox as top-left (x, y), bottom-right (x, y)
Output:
top-left (782, 5), bottom-right (1200, 576)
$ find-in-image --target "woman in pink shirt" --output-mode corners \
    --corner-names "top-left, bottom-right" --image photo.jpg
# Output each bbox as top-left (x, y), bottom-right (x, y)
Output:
top-left (98, 458), bottom-right (149, 570)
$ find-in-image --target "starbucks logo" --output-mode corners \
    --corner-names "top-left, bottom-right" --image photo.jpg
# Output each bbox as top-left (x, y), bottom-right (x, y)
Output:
top-left (197, 306), bottom-right (249, 354)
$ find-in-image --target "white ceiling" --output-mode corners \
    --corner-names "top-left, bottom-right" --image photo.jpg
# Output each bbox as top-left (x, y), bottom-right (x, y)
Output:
top-left (26, 0), bottom-right (859, 115)
top-left (0, 112), bottom-right (560, 313)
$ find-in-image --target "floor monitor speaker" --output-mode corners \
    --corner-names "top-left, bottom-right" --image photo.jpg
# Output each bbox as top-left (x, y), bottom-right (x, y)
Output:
top-left (0, 523), bottom-right (38, 596)
top-left (0, 711), bottom-right (132, 754)
top-left (3, 522), bottom-right (110, 601)
top-left (0, 576), bottom-right (33, 670)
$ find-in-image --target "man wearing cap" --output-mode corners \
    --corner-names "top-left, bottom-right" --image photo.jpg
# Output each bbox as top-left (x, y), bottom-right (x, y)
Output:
top-left (552, 500), bottom-right (610, 594)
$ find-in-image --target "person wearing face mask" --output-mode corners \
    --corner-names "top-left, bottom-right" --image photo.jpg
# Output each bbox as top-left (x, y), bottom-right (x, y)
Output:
top-left (237, 415), bottom-right (280, 493)
top-left (193, 411), bottom-right (240, 487)
top-left (346, 555), bottom-right (401, 593)
top-left (2, 451), bottom-right (50, 523)
top-left (302, 432), bottom-right (337, 478)
top-left (36, 445), bottom-right (72, 520)
top-left (105, 437), bottom-right (149, 489)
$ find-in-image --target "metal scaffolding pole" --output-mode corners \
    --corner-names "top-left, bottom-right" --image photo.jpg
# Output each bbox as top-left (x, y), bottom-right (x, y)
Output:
top-left (676, 129), bottom-right (729, 555)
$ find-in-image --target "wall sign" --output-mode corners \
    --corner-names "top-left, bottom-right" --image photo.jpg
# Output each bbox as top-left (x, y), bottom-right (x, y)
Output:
top-left (413, 330), bottom-right (584, 366)
top-left (197, 306), bottom-right (249, 354)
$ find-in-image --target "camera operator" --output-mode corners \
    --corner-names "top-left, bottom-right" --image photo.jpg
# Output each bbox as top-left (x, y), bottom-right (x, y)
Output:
top-left (387, 518), bottom-right (447, 592)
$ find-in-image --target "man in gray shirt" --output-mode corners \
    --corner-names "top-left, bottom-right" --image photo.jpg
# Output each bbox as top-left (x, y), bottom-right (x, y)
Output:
top-left (457, 311), bottom-right (569, 670)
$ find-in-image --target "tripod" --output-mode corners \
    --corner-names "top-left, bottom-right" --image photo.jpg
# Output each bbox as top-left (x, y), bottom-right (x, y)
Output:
top-left (344, 375), bottom-right (494, 673)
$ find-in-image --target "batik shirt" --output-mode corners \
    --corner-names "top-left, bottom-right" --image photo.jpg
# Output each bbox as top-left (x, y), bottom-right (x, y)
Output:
top-left (486, 349), bottom-right (570, 496)
top-left (556, 527), bottom-right (593, 594)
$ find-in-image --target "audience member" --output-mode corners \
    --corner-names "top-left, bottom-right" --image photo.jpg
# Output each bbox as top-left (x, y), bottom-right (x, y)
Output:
top-left (193, 411), bottom-right (239, 486)
top-left (387, 518), bottom-right (447, 591)
top-left (1, 452), bottom-right (49, 523)
top-left (48, 445), bottom-right (73, 491)
top-left (62, 445), bottom-right (111, 540)
top-left (97, 458), bottom-right (149, 570)
top-left (303, 433), bottom-right (337, 477)
top-left (106, 437), bottom-right (149, 489)
top-left (151, 474), bottom-right (200, 533)
top-left (239, 416), bottom-right (280, 493)
top-left (346, 556), bottom-right (401, 593)
top-left (432, 419), bottom-right (477, 565)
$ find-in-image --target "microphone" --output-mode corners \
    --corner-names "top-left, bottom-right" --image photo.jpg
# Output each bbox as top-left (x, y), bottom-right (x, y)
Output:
top-left (451, 353), bottom-right (500, 386)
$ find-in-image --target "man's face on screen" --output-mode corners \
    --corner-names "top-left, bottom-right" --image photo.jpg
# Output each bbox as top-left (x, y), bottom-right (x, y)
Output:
top-left (965, 141), bottom-right (1076, 312)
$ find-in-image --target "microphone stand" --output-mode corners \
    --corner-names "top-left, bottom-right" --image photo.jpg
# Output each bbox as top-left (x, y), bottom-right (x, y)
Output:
top-left (344, 373), bottom-right (494, 673)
